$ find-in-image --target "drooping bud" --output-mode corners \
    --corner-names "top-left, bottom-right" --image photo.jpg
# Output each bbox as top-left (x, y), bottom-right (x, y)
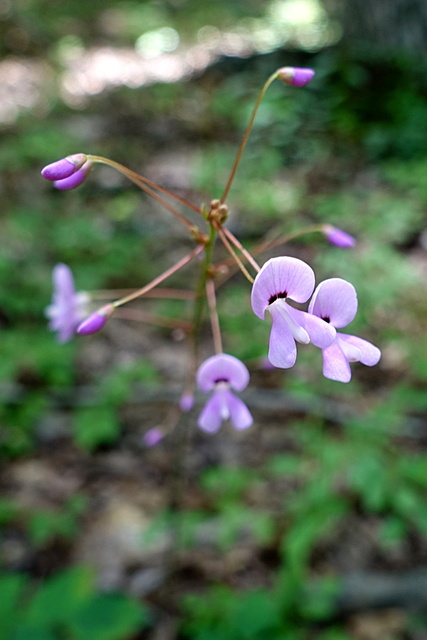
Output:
top-left (143, 427), bottom-right (164, 447)
top-left (323, 225), bottom-right (356, 249)
top-left (77, 303), bottom-right (114, 335)
top-left (179, 391), bottom-right (194, 412)
top-left (54, 160), bottom-right (93, 191)
top-left (41, 154), bottom-right (87, 181)
top-left (278, 67), bottom-right (315, 87)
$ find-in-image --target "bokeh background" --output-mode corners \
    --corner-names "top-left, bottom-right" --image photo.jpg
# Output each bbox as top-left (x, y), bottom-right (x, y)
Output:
top-left (1, 1), bottom-right (427, 639)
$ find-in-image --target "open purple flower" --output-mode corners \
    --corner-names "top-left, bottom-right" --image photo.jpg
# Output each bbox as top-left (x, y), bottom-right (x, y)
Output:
top-left (308, 278), bottom-right (381, 382)
top-left (196, 354), bottom-right (253, 433)
top-left (251, 257), bottom-right (336, 368)
top-left (45, 263), bottom-right (89, 343)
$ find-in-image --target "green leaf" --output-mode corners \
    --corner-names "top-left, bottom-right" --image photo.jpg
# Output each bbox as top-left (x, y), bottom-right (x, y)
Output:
top-left (74, 406), bottom-right (120, 450)
top-left (26, 565), bottom-right (94, 627)
top-left (70, 593), bottom-right (148, 640)
top-left (0, 574), bottom-right (27, 640)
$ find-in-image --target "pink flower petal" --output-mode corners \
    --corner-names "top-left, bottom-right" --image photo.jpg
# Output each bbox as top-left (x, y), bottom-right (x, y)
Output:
top-left (338, 334), bottom-right (381, 367)
top-left (197, 392), bottom-right (224, 433)
top-left (42, 158), bottom-right (76, 181)
top-left (225, 390), bottom-right (253, 430)
top-left (286, 305), bottom-right (336, 348)
top-left (196, 353), bottom-right (250, 393)
top-left (53, 263), bottom-right (75, 300)
top-left (54, 160), bottom-right (92, 190)
top-left (251, 256), bottom-right (315, 319)
top-left (321, 340), bottom-right (352, 383)
top-left (309, 278), bottom-right (358, 329)
top-left (268, 304), bottom-right (298, 368)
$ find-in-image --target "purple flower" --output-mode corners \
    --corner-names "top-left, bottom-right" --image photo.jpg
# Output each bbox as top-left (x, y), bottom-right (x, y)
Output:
top-left (41, 154), bottom-right (87, 181)
top-left (45, 264), bottom-right (89, 343)
top-left (179, 391), bottom-right (194, 412)
top-left (143, 427), bottom-right (164, 447)
top-left (278, 67), bottom-right (315, 87)
top-left (196, 354), bottom-right (253, 433)
top-left (324, 225), bottom-right (356, 249)
top-left (77, 304), bottom-right (114, 336)
top-left (251, 257), bottom-right (336, 368)
top-left (54, 160), bottom-right (92, 190)
top-left (308, 278), bottom-right (381, 382)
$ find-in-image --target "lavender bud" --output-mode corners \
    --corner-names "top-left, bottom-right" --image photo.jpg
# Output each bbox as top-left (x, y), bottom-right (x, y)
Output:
top-left (179, 392), bottom-right (194, 412)
top-left (54, 160), bottom-right (92, 191)
top-left (41, 153), bottom-right (87, 181)
top-left (324, 225), bottom-right (356, 249)
top-left (278, 67), bottom-right (315, 87)
top-left (143, 428), bottom-right (164, 447)
top-left (77, 304), bottom-right (114, 335)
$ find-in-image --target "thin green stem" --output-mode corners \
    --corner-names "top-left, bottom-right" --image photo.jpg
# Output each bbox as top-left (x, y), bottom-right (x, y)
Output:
top-left (206, 278), bottom-right (222, 354)
top-left (220, 70), bottom-right (279, 204)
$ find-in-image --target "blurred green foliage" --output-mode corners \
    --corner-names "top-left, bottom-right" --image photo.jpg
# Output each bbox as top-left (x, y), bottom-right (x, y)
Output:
top-left (1, 2), bottom-right (427, 639)
top-left (0, 565), bottom-right (148, 640)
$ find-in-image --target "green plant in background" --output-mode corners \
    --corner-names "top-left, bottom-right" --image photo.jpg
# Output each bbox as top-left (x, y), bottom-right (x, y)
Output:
top-left (0, 565), bottom-right (148, 640)
top-left (2, 3), bottom-right (427, 637)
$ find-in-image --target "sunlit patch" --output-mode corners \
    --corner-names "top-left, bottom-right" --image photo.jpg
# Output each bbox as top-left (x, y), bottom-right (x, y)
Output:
top-left (135, 27), bottom-right (180, 59)
top-left (0, 58), bottom-right (51, 124)
top-left (0, 0), bottom-right (340, 121)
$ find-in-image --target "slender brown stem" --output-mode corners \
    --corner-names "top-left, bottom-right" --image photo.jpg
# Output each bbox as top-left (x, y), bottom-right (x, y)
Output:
top-left (113, 307), bottom-right (192, 331)
top-left (91, 287), bottom-right (195, 301)
top-left (88, 155), bottom-right (202, 215)
top-left (222, 226), bottom-right (261, 272)
top-left (252, 224), bottom-right (326, 256)
top-left (113, 245), bottom-right (204, 308)
top-left (217, 228), bottom-right (254, 283)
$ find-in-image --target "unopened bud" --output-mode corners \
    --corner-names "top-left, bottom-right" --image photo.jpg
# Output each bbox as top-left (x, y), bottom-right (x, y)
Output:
top-left (77, 304), bottom-right (114, 335)
top-left (278, 67), bottom-right (315, 87)
top-left (323, 225), bottom-right (356, 249)
top-left (41, 154), bottom-right (87, 181)
top-left (143, 427), bottom-right (164, 447)
top-left (54, 160), bottom-right (92, 191)
top-left (179, 391), bottom-right (194, 412)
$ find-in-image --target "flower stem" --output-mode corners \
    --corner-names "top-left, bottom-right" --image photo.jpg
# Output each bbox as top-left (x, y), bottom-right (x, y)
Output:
top-left (88, 155), bottom-right (202, 214)
top-left (113, 245), bottom-right (204, 309)
top-left (217, 228), bottom-right (254, 283)
top-left (113, 307), bottom-right (193, 331)
top-left (206, 278), bottom-right (222, 354)
top-left (220, 69), bottom-right (279, 204)
top-left (252, 223), bottom-right (326, 256)
top-left (91, 287), bottom-right (195, 301)
top-left (221, 226), bottom-right (261, 272)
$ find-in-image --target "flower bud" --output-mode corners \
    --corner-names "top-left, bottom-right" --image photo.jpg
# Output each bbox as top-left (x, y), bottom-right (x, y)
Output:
top-left (143, 428), bottom-right (164, 447)
top-left (41, 154), bottom-right (87, 181)
top-left (323, 225), bottom-right (356, 249)
top-left (54, 160), bottom-right (92, 191)
top-left (77, 304), bottom-right (114, 335)
top-left (278, 67), bottom-right (315, 87)
top-left (179, 391), bottom-right (194, 412)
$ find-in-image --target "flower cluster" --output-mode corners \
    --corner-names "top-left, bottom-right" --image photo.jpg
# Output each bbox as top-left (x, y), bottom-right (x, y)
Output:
top-left (251, 257), bottom-right (380, 382)
top-left (41, 65), bottom-right (381, 440)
